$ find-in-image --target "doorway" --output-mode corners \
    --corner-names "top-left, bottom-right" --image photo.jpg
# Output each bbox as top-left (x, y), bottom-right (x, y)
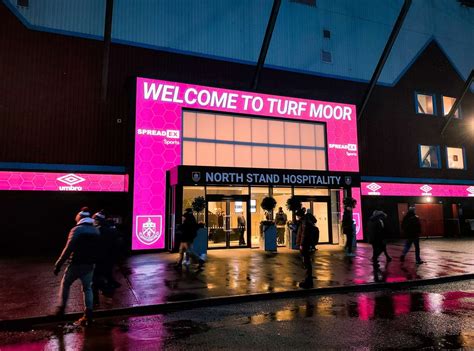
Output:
top-left (299, 196), bottom-right (331, 243)
top-left (206, 195), bottom-right (250, 249)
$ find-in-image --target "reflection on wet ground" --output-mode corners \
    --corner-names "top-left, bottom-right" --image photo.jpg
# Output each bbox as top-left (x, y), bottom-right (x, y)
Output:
top-left (246, 290), bottom-right (474, 324)
top-left (1, 283), bottom-right (473, 350)
top-left (0, 240), bottom-right (473, 320)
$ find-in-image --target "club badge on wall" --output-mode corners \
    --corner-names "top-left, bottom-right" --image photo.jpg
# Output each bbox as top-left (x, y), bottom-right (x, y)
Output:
top-left (136, 215), bottom-right (162, 245)
top-left (192, 172), bottom-right (201, 182)
top-left (344, 176), bottom-right (352, 185)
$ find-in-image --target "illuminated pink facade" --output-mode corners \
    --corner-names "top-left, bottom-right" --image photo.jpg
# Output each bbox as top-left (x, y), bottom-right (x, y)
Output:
top-left (133, 78), bottom-right (361, 250)
top-left (0, 171), bottom-right (128, 192)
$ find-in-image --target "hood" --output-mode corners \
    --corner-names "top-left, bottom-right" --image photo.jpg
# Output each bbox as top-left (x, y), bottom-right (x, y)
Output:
top-left (371, 210), bottom-right (387, 219)
top-left (77, 217), bottom-right (95, 225)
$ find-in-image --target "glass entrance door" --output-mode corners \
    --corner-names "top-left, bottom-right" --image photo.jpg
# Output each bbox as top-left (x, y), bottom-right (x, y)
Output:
top-left (207, 197), bottom-right (249, 249)
top-left (301, 198), bottom-right (330, 244)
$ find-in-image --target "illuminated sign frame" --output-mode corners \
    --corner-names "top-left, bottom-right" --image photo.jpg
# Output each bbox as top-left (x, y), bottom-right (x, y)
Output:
top-left (361, 182), bottom-right (474, 197)
top-left (133, 78), bottom-right (360, 250)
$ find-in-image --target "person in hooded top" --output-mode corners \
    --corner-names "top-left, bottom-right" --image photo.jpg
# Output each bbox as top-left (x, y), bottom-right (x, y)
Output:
top-left (367, 209), bottom-right (392, 267)
top-left (400, 207), bottom-right (425, 264)
top-left (296, 209), bottom-right (317, 289)
top-left (54, 207), bottom-right (100, 326)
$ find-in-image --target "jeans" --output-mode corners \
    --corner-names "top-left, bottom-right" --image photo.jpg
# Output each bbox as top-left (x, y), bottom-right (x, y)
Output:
top-left (345, 233), bottom-right (354, 254)
top-left (300, 248), bottom-right (313, 281)
top-left (59, 263), bottom-right (95, 311)
top-left (402, 238), bottom-right (421, 262)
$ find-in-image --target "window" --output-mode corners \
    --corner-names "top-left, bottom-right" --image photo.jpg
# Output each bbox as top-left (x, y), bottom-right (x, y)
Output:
top-left (17, 0), bottom-right (29, 7)
top-left (419, 145), bottom-right (441, 169)
top-left (415, 93), bottom-right (436, 115)
top-left (446, 147), bottom-right (465, 169)
top-left (442, 96), bottom-right (461, 118)
top-left (323, 29), bottom-right (331, 39)
top-left (322, 50), bottom-right (332, 63)
top-left (182, 111), bottom-right (327, 171)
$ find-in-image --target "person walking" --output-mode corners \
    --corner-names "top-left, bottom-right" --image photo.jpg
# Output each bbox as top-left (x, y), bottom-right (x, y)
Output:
top-left (367, 210), bottom-right (392, 267)
top-left (400, 207), bottom-right (425, 264)
top-left (275, 207), bottom-right (288, 245)
top-left (296, 210), bottom-right (316, 289)
top-left (175, 208), bottom-right (200, 269)
top-left (91, 211), bottom-right (121, 304)
top-left (305, 209), bottom-right (319, 251)
top-left (54, 207), bottom-right (100, 325)
top-left (237, 213), bottom-right (246, 246)
top-left (342, 197), bottom-right (357, 257)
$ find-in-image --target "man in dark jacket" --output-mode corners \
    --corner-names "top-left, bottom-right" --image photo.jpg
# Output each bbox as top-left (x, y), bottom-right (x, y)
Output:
top-left (367, 210), bottom-right (392, 267)
top-left (275, 207), bottom-right (288, 245)
top-left (400, 207), bottom-right (425, 264)
top-left (296, 210), bottom-right (316, 289)
top-left (54, 207), bottom-right (100, 325)
top-left (342, 197), bottom-right (357, 257)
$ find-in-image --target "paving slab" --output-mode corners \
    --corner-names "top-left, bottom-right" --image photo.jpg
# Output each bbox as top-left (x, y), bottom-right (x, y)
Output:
top-left (0, 238), bottom-right (473, 324)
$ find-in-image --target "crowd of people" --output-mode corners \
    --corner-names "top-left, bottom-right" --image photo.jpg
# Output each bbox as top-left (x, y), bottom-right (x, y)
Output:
top-left (290, 197), bottom-right (425, 289)
top-left (53, 201), bottom-right (426, 326)
top-left (53, 207), bottom-right (124, 326)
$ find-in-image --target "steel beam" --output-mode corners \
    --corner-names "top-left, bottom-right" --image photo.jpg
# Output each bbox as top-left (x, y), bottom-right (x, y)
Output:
top-left (101, 0), bottom-right (114, 102)
top-left (252, 0), bottom-right (282, 91)
top-left (357, 0), bottom-right (412, 121)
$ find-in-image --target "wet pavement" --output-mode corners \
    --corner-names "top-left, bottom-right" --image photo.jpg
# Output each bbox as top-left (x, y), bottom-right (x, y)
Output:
top-left (0, 280), bottom-right (473, 350)
top-left (0, 238), bottom-right (473, 322)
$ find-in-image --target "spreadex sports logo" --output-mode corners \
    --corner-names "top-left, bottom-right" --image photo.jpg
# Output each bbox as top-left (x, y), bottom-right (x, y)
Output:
top-left (57, 174), bottom-right (85, 191)
top-left (328, 143), bottom-right (357, 156)
top-left (366, 182), bottom-right (381, 195)
top-left (137, 129), bottom-right (180, 145)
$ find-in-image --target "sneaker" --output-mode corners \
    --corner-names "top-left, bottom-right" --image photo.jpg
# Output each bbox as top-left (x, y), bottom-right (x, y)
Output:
top-left (416, 260), bottom-right (425, 265)
top-left (198, 259), bottom-right (205, 269)
top-left (346, 253), bottom-right (356, 257)
top-left (399, 255), bottom-right (405, 262)
top-left (74, 316), bottom-right (92, 327)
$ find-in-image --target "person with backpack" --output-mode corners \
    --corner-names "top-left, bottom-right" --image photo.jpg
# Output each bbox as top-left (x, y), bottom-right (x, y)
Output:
top-left (367, 210), bottom-right (392, 267)
top-left (305, 209), bottom-right (319, 251)
top-left (175, 208), bottom-right (202, 270)
top-left (54, 207), bottom-right (100, 326)
top-left (400, 207), bottom-right (425, 264)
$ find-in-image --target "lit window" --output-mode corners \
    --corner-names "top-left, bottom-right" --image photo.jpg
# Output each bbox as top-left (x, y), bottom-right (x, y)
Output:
top-left (419, 145), bottom-right (440, 168)
top-left (416, 93), bottom-right (435, 115)
top-left (447, 147), bottom-right (465, 169)
top-left (183, 112), bottom-right (196, 138)
top-left (442, 96), bottom-right (460, 118)
top-left (196, 113), bottom-right (215, 139)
